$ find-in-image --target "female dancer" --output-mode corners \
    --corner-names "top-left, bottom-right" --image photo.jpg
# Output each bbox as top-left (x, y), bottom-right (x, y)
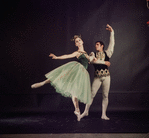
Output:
top-left (31, 35), bottom-right (92, 121)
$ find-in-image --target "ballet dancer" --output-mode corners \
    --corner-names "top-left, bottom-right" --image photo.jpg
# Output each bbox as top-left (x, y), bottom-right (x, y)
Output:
top-left (79, 24), bottom-right (115, 121)
top-left (31, 35), bottom-right (92, 121)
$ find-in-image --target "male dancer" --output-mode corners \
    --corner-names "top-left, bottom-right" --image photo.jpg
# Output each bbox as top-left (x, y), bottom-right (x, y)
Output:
top-left (79, 24), bottom-right (115, 121)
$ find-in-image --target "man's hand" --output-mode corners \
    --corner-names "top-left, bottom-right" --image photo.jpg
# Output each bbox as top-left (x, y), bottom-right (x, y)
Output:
top-left (93, 57), bottom-right (98, 62)
top-left (105, 61), bottom-right (111, 67)
top-left (106, 24), bottom-right (113, 32)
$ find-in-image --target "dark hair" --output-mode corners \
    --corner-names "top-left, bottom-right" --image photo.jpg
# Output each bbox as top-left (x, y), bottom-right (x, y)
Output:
top-left (95, 41), bottom-right (105, 50)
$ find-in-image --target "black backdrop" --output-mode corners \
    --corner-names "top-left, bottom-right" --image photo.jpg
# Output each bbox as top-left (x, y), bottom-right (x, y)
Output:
top-left (0, 0), bottom-right (149, 113)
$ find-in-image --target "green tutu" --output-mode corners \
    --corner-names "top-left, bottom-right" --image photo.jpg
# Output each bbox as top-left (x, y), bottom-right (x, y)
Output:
top-left (45, 61), bottom-right (91, 104)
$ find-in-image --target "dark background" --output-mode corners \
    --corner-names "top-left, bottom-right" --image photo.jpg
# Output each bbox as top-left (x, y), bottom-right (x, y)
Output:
top-left (0, 0), bottom-right (149, 113)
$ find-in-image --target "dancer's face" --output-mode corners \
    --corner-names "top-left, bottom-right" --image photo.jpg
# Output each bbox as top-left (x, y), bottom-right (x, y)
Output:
top-left (75, 38), bottom-right (83, 47)
top-left (95, 42), bottom-right (103, 52)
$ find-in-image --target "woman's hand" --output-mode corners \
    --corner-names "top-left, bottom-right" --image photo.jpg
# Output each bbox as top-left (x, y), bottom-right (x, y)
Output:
top-left (49, 53), bottom-right (57, 59)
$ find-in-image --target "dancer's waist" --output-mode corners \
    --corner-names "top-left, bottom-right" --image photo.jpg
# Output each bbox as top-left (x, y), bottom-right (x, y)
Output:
top-left (94, 69), bottom-right (110, 78)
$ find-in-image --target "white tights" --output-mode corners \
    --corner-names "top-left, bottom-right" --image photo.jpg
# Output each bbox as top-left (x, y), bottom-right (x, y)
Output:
top-left (80, 76), bottom-right (111, 121)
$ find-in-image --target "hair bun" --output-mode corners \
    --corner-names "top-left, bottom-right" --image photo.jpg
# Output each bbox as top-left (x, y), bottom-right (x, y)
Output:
top-left (71, 35), bottom-right (82, 41)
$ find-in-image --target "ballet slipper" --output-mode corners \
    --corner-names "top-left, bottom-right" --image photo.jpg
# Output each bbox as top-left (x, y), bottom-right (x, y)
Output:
top-left (101, 115), bottom-right (110, 120)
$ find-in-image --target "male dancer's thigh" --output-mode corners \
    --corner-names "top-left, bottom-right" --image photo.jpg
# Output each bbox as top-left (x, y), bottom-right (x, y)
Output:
top-left (102, 76), bottom-right (111, 98)
top-left (91, 77), bottom-right (102, 98)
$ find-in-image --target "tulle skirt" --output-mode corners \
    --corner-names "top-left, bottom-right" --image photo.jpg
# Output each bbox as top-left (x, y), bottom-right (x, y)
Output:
top-left (45, 61), bottom-right (91, 104)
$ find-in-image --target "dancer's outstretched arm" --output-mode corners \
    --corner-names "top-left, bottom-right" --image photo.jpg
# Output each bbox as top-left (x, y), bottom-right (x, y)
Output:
top-left (49, 52), bottom-right (78, 60)
top-left (31, 51), bottom-right (79, 89)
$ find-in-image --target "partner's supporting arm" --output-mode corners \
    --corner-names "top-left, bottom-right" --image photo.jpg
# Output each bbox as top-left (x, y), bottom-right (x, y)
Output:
top-left (89, 52), bottom-right (110, 67)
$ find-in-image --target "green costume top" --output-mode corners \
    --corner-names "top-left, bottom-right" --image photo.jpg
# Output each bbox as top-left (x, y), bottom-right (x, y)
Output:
top-left (77, 53), bottom-right (88, 69)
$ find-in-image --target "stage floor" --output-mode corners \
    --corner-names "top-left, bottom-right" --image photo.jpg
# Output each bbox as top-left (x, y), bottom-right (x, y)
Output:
top-left (0, 111), bottom-right (148, 136)
top-left (0, 133), bottom-right (149, 138)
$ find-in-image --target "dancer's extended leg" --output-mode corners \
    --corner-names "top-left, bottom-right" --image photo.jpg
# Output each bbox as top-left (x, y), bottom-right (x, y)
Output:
top-left (31, 79), bottom-right (51, 88)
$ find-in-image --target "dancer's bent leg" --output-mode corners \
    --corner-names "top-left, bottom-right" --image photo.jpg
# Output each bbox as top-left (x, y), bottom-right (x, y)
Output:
top-left (101, 76), bottom-right (110, 120)
top-left (72, 96), bottom-right (80, 121)
top-left (79, 77), bottom-right (101, 121)
top-left (31, 79), bottom-right (51, 88)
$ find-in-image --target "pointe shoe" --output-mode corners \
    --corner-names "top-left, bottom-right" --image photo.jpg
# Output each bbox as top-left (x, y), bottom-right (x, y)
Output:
top-left (74, 110), bottom-right (81, 121)
top-left (74, 110), bottom-right (82, 122)
top-left (77, 114), bottom-right (81, 121)
top-left (31, 82), bottom-right (44, 89)
top-left (31, 84), bottom-right (37, 88)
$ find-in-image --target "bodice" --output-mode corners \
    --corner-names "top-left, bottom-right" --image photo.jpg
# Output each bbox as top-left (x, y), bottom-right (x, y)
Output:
top-left (77, 54), bottom-right (88, 69)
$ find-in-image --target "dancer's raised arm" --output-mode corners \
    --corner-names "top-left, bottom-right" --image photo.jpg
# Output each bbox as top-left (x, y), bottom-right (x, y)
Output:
top-left (105, 24), bottom-right (115, 58)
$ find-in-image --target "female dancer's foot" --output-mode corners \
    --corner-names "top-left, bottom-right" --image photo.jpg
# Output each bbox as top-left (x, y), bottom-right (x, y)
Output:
top-left (74, 109), bottom-right (80, 116)
top-left (78, 111), bottom-right (88, 121)
top-left (101, 115), bottom-right (110, 120)
top-left (74, 109), bottom-right (81, 121)
top-left (31, 82), bottom-right (45, 88)
top-left (77, 114), bottom-right (81, 122)
top-left (74, 110), bottom-right (80, 116)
